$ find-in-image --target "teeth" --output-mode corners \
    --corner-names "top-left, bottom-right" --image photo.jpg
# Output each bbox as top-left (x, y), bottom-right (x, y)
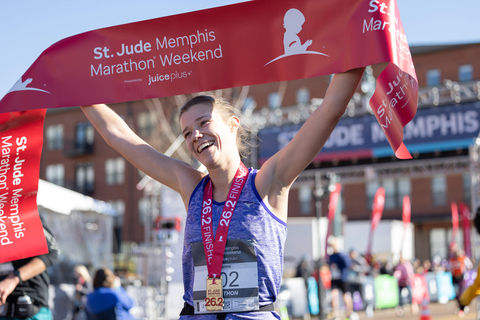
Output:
top-left (198, 141), bottom-right (214, 153)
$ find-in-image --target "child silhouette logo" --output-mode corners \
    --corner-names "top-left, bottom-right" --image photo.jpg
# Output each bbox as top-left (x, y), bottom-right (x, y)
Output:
top-left (265, 8), bottom-right (329, 66)
top-left (7, 77), bottom-right (51, 95)
top-left (283, 9), bottom-right (312, 55)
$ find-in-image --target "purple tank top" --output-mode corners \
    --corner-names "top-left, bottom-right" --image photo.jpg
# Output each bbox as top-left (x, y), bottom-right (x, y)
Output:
top-left (180, 168), bottom-right (287, 320)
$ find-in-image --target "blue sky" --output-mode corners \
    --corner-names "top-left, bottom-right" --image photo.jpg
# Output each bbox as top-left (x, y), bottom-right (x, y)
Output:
top-left (0, 0), bottom-right (479, 99)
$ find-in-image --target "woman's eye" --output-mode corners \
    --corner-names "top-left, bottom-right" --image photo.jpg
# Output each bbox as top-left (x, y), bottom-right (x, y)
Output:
top-left (184, 132), bottom-right (191, 138)
top-left (200, 120), bottom-right (209, 126)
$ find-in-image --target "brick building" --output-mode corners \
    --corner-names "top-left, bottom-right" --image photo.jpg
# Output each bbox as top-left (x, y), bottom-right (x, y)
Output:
top-left (40, 42), bottom-right (480, 261)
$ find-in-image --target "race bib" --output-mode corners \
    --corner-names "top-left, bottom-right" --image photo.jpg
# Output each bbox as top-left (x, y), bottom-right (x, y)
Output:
top-left (192, 239), bottom-right (259, 314)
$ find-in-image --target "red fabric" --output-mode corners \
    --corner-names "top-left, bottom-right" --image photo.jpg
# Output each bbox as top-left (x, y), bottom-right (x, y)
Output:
top-left (325, 183), bottom-right (341, 257)
top-left (0, 0), bottom-right (418, 261)
top-left (451, 203), bottom-right (459, 245)
top-left (0, 110), bottom-right (48, 263)
top-left (366, 187), bottom-right (385, 261)
top-left (450, 256), bottom-right (467, 278)
top-left (411, 274), bottom-right (429, 304)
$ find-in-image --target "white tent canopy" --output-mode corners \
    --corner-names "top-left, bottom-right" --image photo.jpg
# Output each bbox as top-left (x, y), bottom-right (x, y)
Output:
top-left (37, 179), bottom-right (117, 216)
top-left (36, 179), bottom-right (117, 276)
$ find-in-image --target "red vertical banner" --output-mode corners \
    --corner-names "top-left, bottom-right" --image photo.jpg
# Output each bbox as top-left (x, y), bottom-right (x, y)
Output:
top-left (402, 195), bottom-right (411, 227)
top-left (451, 203), bottom-right (459, 246)
top-left (325, 183), bottom-right (341, 258)
top-left (366, 187), bottom-right (385, 262)
top-left (400, 195), bottom-right (411, 253)
top-left (0, 110), bottom-right (48, 263)
top-left (458, 202), bottom-right (472, 258)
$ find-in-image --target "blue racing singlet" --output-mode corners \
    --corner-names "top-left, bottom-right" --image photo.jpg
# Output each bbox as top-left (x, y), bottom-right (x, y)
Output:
top-left (181, 168), bottom-right (287, 319)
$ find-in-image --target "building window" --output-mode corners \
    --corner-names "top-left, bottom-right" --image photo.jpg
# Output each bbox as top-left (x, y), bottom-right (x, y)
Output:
top-left (431, 175), bottom-right (447, 207)
top-left (463, 174), bottom-right (471, 206)
top-left (45, 164), bottom-right (64, 186)
top-left (429, 228), bottom-right (447, 259)
top-left (76, 122), bottom-right (94, 150)
top-left (397, 178), bottom-right (411, 209)
top-left (138, 197), bottom-right (150, 225)
top-left (108, 200), bottom-right (125, 228)
top-left (426, 69), bottom-right (441, 86)
top-left (298, 186), bottom-right (312, 215)
top-left (296, 88), bottom-right (310, 105)
top-left (383, 179), bottom-right (396, 210)
top-left (46, 124), bottom-right (63, 150)
top-left (105, 158), bottom-right (125, 185)
top-left (366, 181), bottom-right (381, 210)
top-left (458, 64), bottom-right (473, 82)
top-left (430, 228), bottom-right (464, 260)
top-left (76, 163), bottom-right (94, 194)
top-left (137, 111), bottom-right (157, 138)
top-left (366, 178), bottom-right (411, 210)
top-left (268, 92), bottom-right (281, 109)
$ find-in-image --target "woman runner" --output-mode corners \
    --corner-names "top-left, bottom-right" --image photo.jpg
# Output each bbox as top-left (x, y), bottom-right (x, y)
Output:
top-left (81, 67), bottom-right (364, 319)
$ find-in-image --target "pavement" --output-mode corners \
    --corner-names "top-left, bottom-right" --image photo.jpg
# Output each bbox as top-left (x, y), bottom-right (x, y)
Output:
top-left (313, 300), bottom-right (478, 320)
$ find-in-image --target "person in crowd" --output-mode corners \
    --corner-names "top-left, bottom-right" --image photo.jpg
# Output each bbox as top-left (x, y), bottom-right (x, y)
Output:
top-left (393, 255), bottom-right (416, 317)
top-left (295, 255), bottom-right (313, 285)
top-left (422, 260), bottom-right (432, 273)
top-left (0, 222), bottom-right (60, 320)
top-left (431, 255), bottom-right (444, 272)
top-left (458, 208), bottom-right (480, 317)
top-left (85, 268), bottom-right (134, 320)
top-left (347, 249), bottom-right (369, 306)
top-left (81, 64), bottom-right (364, 319)
top-left (412, 258), bottom-right (421, 273)
top-left (379, 260), bottom-right (393, 275)
top-left (72, 265), bottom-right (92, 320)
top-left (328, 238), bottom-right (358, 320)
top-left (449, 245), bottom-right (473, 307)
top-left (348, 249), bottom-right (370, 278)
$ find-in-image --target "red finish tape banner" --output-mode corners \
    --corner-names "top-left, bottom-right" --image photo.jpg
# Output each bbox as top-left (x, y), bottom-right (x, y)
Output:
top-left (0, 0), bottom-right (418, 261)
top-left (0, 110), bottom-right (48, 263)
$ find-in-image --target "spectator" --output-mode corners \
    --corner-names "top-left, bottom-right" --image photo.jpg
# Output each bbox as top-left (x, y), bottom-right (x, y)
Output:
top-left (458, 208), bottom-right (480, 316)
top-left (85, 268), bottom-right (134, 320)
top-left (328, 239), bottom-right (358, 320)
top-left (422, 260), bottom-right (433, 273)
top-left (295, 255), bottom-right (313, 285)
top-left (349, 249), bottom-right (370, 278)
top-left (393, 256), bottom-right (416, 317)
top-left (449, 246), bottom-right (473, 307)
top-left (0, 222), bottom-right (60, 320)
top-left (348, 249), bottom-right (369, 304)
top-left (72, 265), bottom-right (92, 320)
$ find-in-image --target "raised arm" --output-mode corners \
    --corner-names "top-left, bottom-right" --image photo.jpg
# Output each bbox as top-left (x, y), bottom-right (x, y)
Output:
top-left (256, 68), bottom-right (364, 219)
top-left (80, 104), bottom-right (203, 204)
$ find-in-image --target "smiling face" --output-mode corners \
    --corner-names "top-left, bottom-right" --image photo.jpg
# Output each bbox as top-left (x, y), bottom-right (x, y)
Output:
top-left (180, 103), bottom-right (239, 167)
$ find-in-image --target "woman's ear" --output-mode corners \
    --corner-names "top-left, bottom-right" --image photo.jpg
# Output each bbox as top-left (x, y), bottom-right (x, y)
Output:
top-left (229, 116), bottom-right (240, 132)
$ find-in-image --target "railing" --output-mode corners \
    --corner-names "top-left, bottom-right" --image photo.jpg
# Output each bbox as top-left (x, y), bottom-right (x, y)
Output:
top-left (244, 80), bottom-right (480, 130)
top-left (63, 139), bottom-right (94, 157)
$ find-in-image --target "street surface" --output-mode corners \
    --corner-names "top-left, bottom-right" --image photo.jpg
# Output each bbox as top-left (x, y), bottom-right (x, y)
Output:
top-left (312, 301), bottom-right (477, 320)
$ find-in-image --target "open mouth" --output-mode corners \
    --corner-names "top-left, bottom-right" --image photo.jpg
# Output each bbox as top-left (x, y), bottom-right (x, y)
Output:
top-left (197, 141), bottom-right (214, 153)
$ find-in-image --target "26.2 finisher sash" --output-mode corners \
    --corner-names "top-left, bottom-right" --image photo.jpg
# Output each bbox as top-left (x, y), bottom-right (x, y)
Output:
top-left (0, 0), bottom-right (418, 262)
top-left (200, 162), bottom-right (249, 311)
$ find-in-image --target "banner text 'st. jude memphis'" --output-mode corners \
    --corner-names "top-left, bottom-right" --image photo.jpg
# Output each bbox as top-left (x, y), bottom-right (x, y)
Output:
top-left (0, 0), bottom-right (418, 262)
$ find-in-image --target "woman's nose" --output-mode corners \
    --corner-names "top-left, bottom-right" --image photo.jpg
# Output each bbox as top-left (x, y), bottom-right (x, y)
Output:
top-left (192, 129), bottom-right (202, 141)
